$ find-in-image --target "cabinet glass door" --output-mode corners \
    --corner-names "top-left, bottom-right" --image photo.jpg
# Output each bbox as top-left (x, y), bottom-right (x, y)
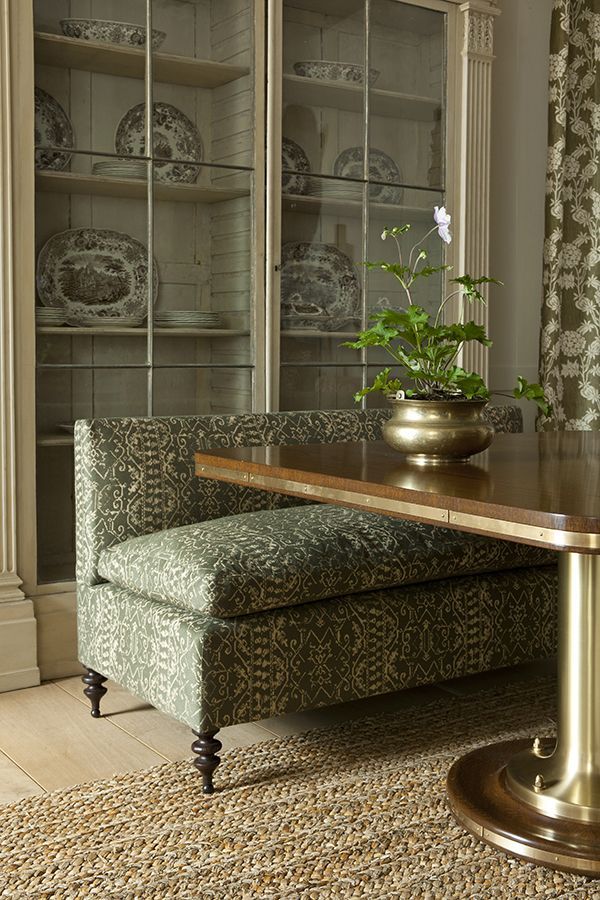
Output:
top-left (33, 0), bottom-right (258, 584)
top-left (278, 0), bottom-right (446, 411)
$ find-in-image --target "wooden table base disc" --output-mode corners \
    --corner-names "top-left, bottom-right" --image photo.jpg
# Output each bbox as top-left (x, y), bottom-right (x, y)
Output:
top-left (447, 740), bottom-right (600, 877)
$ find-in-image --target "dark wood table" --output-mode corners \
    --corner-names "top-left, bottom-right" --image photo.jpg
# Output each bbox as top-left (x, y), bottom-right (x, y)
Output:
top-left (196, 432), bottom-right (600, 875)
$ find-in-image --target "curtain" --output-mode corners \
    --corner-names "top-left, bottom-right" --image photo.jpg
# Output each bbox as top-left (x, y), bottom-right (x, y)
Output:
top-left (540, 0), bottom-right (600, 430)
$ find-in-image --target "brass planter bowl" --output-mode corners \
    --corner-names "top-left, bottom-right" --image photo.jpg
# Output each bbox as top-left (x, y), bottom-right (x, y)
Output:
top-left (382, 397), bottom-right (494, 465)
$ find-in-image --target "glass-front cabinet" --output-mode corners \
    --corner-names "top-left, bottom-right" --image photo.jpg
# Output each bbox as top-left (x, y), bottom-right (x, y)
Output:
top-left (272, 0), bottom-right (448, 410)
top-left (19, 0), bottom-right (483, 608)
top-left (33, 0), bottom-right (262, 583)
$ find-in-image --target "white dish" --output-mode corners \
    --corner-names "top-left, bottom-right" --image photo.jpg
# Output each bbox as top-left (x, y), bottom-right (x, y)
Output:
top-left (293, 61), bottom-right (379, 86)
top-left (36, 228), bottom-right (158, 322)
top-left (71, 315), bottom-right (146, 328)
top-left (333, 147), bottom-right (404, 204)
top-left (60, 19), bottom-right (166, 50)
top-left (92, 160), bottom-right (147, 180)
top-left (115, 102), bottom-right (203, 184)
top-left (34, 87), bottom-right (74, 171)
top-left (280, 242), bottom-right (361, 331)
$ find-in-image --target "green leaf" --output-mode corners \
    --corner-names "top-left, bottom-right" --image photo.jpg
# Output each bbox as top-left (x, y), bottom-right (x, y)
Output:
top-left (381, 225), bottom-right (411, 239)
top-left (513, 377), bottom-right (552, 416)
top-left (450, 275), bottom-right (502, 306)
top-left (364, 261), bottom-right (412, 282)
top-left (353, 368), bottom-right (402, 401)
top-left (446, 367), bottom-right (490, 400)
top-left (438, 321), bottom-right (493, 347)
top-left (411, 264), bottom-right (452, 280)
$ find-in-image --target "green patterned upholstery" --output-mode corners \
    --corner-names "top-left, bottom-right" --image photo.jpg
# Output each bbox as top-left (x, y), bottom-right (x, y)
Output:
top-left (74, 406), bottom-right (523, 586)
top-left (98, 505), bottom-right (555, 619)
top-left (78, 566), bottom-right (557, 731)
top-left (75, 406), bottom-right (558, 734)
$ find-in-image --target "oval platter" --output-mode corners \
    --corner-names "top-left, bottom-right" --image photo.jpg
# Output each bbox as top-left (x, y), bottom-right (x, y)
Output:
top-left (333, 147), bottom-right (404, 204)
top-left (34, 87), bottom-right (74, 171)
top-left (36, 228), bottom-right (158, 321)
top-left (280, 242), bottom-right (361, 331)
top-left (115, 101), bottom-right (203, 184)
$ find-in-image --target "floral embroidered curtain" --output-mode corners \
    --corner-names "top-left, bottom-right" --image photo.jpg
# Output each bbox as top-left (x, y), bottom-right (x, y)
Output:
top-left (540, 0), bottom-right (600, 430)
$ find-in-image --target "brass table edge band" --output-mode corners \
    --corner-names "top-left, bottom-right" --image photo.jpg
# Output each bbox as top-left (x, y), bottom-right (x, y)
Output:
top-left (449, 511), bottom-right (600, 552)
top-left (196, 462), bottom-right (600, 551)
top-left (453, 806), bottom-right (600, 874)
top-left (196, 463), bottom-right (449, 523)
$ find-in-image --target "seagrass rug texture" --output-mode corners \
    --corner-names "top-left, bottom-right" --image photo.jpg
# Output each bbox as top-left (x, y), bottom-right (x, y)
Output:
top-left (1, 678), bottom-right (600, 899)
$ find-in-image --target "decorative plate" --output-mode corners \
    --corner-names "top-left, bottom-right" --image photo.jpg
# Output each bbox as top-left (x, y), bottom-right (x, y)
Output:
top-left (115, 102), bottom-right (203, 184)
top-left (36, 228), bottom-right (158, 322)
top-left (34, 88), bottom-right (74, 171)
top-left (282, 137), bottom-right (310, 195)
top-left (60, 19), bottom-right (166, 50)
top-left (280, 243), bottom-right (361, 331)
top-left (333, 147), bottom-right (403, 204)
top-left (293, 61), bottom-right (379, 86)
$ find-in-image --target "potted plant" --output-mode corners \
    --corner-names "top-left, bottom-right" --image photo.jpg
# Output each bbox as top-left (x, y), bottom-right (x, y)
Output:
top-left (344, 208), bottom-right (550, 464)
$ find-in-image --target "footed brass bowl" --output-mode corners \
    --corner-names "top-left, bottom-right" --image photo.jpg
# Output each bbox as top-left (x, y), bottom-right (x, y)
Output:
top-left (383, 397), bottom-right (494, 465)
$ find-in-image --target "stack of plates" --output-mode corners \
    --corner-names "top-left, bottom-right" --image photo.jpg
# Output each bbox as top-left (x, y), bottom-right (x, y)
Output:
top-left (92, 159), bottom-right (147, 180)
top-left (36, 308), bottom-right (67, 326)
top-left (304, 177), bottom-right (363, 201)
top-left (154, 310), bottom-right (222, 329)
top-left (70, 315), bottom-right (145, 328)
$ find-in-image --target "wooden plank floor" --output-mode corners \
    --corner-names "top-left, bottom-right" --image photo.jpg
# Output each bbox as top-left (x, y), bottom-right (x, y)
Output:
top-left (0, 660), bottom-right (554, 805)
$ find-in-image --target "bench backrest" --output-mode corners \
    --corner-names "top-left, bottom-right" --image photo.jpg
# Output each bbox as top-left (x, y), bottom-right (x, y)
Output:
top-left (74, 405), bottom-right (522, 585)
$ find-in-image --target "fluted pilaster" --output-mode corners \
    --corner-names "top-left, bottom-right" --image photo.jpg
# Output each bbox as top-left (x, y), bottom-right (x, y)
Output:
top-left (0, 0), bottom-right (39, 690)
top-left (457, 1), bottom-right (499, 381)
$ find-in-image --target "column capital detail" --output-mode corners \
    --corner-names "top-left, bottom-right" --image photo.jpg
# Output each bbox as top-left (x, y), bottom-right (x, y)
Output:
top-left (462, 7), bottom-right (496, 58)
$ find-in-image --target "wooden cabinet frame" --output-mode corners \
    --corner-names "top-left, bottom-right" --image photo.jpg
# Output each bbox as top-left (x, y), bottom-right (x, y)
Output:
top-left (0, 0), bottom-right (498, 686)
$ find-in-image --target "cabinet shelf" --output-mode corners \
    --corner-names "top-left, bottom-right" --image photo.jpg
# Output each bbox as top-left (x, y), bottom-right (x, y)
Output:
top-left (34, 32), bottom-right (249, 88)
top-left (37, 434), bottom-right (74, 447)
top-left (37, 326), bottom-right (249, 337)
top-left (282, 193), bottom-right (436, 220)
top-left (281, 330), bottom-right (359, 338)
top-left (36, 171), bottom-right (249, 204)
top-left (283, 74), bottom-right (440, 121)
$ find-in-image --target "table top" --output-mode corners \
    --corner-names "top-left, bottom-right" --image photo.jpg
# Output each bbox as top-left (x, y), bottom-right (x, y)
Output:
top-left (195, 432), bottom-right (600, 553)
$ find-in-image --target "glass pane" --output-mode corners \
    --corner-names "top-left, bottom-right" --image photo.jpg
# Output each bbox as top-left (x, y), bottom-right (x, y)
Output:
top-left (151, 164), bottom-right (253, 367)
top-left (369, 1), bottom-right (445, 192)
top-left (280, 364), bottom-right (363, 411)
top-left (35, 151), bottom-right (151, 359)
top-left (152, 0), bottom-right (255, 169)
top-left (366, 191), bottom-right (445, 320)
top-left (34, 1), bottom-right (147, 159)
top-left (153, 366), bottom-right (253, 416)
top-left (36, 367), bottom-right (149, 584)
top-left (283, 0), bottom-right (365, 179)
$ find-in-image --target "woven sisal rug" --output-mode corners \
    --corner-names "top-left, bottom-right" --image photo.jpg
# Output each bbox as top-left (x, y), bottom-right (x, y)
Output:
top-left (1, 677), bottom-right (600, 898)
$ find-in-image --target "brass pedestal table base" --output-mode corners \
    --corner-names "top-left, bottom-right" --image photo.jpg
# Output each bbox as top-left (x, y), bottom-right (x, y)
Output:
top-left (448, 553), bottom-right (600, 876)
top-left (447, 740), bottom-right (600, 876)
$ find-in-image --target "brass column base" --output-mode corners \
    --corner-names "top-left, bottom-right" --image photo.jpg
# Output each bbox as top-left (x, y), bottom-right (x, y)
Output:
top-left (447, 739), bottom-right (600, 876)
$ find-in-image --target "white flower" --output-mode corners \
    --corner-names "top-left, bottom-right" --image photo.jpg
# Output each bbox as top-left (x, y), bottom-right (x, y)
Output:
top-left (381, 230), bottom-right (387, 240)
top-left (433, 206), bottom-right (452, 244)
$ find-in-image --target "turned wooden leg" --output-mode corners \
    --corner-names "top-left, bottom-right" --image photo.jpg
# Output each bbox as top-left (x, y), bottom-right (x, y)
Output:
top-left (82, 668), bottom-right (108, 718)
top-left (192, 730), bottom-right (222, 794)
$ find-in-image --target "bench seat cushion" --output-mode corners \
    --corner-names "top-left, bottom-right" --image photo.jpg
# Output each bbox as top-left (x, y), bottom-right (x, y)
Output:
top-left (97, 505), bottom-right (556, 619)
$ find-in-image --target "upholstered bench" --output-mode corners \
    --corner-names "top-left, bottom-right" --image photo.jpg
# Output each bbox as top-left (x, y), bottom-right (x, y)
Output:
top-left (75, 408), bottom-right (558, 793)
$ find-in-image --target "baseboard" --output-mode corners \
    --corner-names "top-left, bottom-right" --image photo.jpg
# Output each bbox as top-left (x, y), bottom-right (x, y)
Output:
top-left (0, 599), bottom-right (40, 691)
top-left (0, 666), bottom-right (41, 692)
top-left (33, 590), bottom-right (81, 681)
